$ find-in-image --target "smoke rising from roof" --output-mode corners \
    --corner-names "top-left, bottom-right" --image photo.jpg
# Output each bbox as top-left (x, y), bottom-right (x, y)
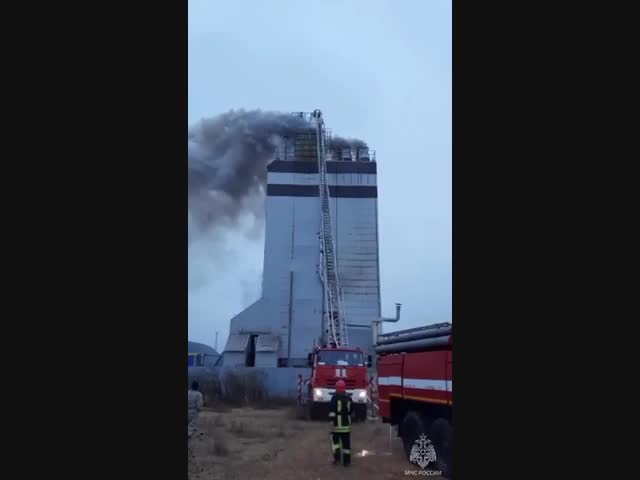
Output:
top-left (188, 109), bottom-right (367, 233)
top-left (188, 109), bottom-right (368, 347)
top-left (327, 136), bottom-right (367, 151)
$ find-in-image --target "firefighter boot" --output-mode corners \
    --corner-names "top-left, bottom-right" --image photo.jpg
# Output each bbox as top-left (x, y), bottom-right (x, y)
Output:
top-left (341, 433), bottom-right (351, 466)
top-left (331, 433), bottom-right (341, 464)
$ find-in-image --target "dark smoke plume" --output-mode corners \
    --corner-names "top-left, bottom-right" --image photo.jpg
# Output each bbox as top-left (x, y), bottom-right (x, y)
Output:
top-left (188, 109), bottom-right (367, 234)
top-left (327, 136), bottom-right (367, 151)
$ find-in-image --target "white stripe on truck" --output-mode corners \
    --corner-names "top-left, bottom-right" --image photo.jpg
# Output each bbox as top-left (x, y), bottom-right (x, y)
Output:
top-left (377, 376), bottom-right (402, 386)
top-left (378, 377), bottom-right (453, 392)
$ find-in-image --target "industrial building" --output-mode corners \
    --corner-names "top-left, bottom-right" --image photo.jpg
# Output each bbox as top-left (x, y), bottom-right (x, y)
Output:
top-left (188, 341), bottom-right (220, 368)
top-left (222, 111), bottom-right (384, 368)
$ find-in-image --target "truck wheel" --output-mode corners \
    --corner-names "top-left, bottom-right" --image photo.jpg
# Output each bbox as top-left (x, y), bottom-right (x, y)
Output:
top-left (429, 418), bottom-right (452, 478)
top-left (400, 411), bottom-right (427, 462)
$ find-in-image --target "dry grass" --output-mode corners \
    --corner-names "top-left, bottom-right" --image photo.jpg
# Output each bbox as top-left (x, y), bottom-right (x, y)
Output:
top-left (288, 405), bottom-right (308, 420)
top-left (228, 419), bottom-right (265, 438)
top-left (228, 419), bottom-right (246, 435)
top-left (190, 409), bottom-right (437, 480)
top-left (211, 430), bottom-right (229, 456)
top-left (213, 414), bottom-right (225, 427)
top-left (291, 422), bottom-right (305, 431)
top-left (203, 415), bottom-right (230, 457)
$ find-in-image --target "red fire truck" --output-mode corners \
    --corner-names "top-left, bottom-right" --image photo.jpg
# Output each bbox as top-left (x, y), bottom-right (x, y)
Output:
top-left (376, 323), bottom-right (452, 476)
top-left (304, 344), bottom-right (371, 421)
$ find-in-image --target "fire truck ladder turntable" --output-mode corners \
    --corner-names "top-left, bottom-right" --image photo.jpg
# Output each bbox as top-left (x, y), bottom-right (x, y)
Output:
top-left (314, 110), bottom-right (348, 348)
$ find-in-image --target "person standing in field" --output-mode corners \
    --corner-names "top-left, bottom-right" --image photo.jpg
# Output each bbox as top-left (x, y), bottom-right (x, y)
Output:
top-left (188, 381), bottom-right (204, 438)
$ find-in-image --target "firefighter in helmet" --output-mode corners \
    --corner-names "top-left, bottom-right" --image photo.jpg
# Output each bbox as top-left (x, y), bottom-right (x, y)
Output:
top-left (328, 379), bottom-right (352, 466)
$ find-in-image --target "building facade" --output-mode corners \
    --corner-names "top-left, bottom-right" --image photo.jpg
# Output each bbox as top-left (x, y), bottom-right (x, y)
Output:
top-left (223, 118), bottom-right (381, 367)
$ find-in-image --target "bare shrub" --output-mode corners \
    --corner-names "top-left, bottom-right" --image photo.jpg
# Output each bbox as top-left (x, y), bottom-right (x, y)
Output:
top-left (221, 370), bottom-right (269, 406)
top-left (197, 371), bottom-right (223, 407)
top-left (191, 370), bottom-right (298, 409)
top-left (221, 371), bottom-right (246, 405)
top-left (243, 370), bottom-right (268, 403)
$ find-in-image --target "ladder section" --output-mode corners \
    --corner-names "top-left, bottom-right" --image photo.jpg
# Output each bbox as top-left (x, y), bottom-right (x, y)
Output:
top-left (314, 111), bottom-right (348, 347)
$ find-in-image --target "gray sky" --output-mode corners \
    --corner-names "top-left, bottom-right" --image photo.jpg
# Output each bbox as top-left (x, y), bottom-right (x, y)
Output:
top-left (188, 0), bottom-right (451, 349)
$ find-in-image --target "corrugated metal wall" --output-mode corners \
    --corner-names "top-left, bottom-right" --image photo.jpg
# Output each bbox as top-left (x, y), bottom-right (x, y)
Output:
top-left (331, 172), bottom-right (380, 357)
top-left (227, 194), bottom-right (324, 362)
top-left (264, 194), bottom-right (323, 359)
top-left (224, 158), bottom-right (380, 364)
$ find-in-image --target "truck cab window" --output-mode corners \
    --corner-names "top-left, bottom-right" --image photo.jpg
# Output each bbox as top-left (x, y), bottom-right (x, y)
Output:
top-left (316, 350), bottom-right (364, 366)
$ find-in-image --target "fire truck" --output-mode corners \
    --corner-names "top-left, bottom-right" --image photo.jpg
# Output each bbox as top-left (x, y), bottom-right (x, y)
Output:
top-left (304, 344), bottom-right (371, 421)
top-left (376, 323), bottom-right (452, 477)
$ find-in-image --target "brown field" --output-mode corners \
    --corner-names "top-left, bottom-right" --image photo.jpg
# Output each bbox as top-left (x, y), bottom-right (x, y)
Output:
top-left (188, 407), bottom-right (445, 480)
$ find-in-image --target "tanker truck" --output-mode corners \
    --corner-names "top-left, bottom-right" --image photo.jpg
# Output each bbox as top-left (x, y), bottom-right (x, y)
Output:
top-left (376, 323), bottom-right (453, 477)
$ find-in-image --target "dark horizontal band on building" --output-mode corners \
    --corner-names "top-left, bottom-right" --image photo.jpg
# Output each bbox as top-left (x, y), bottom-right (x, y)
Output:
top-left (267, 160), bottom-right (377, 174)
top-left (267, 184), bottom-right (378, 198)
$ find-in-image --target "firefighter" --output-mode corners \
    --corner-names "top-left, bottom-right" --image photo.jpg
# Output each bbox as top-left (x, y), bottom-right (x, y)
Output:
top-left (188, 381), bottom-right (203, 438)
top-left (328, 379), bottom-right (352, 466)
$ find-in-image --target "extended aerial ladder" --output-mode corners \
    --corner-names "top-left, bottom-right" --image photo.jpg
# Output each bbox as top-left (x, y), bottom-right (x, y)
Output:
top-left (313, 110), bottom-right (348, 347)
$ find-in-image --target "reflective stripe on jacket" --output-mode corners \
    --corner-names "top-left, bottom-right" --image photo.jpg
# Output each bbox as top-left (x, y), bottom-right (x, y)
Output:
top-left (328, 393), bottom-right (352, 432)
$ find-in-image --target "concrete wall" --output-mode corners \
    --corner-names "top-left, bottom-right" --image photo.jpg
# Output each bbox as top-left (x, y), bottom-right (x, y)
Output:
top-left (188, 366), bottom-right (312, 398)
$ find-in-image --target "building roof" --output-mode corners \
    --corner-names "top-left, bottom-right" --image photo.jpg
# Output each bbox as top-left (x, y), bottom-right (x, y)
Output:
top-left (188, 341), bottom-right (219, 356)
top-left (256, 334), bottom-right (279, 352)
top-left (224, 334), bottom-right (250, 352)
